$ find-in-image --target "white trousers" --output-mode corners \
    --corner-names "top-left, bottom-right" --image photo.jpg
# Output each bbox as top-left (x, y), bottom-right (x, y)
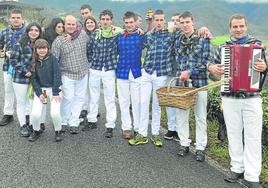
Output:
top-left (13, 82), bottom-right (32, 126)
top-left (117, 71), bottom-right (141, 131)
top-left (222, 96), bottom-right (263, 182)
top-left (82, 72), bottom-right (90, 111)
top-left (3, 71), bottom-right (15, 115)
top-left (176, 91), bottom-right (208, 150)
top-left (166, 76), bottom-right (178, 131)
top-left (61, 75), bottom-right (87, 127)
top-left (87, 69), bottom-right (116, 128)
top-left (139, 70), bottom-right (167, 137)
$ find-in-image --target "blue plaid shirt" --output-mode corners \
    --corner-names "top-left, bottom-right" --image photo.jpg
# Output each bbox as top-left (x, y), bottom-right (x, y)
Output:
top-left (116, 32), bottom-right (143, 79)
top-left (0, 26), bottom-right (25, 71)
top-left (143, 29), bottom-right (175, 77)
top-left (9, 41), bottom-right (32, 84)
top-left (87, 30), bottom-right (118, 71)
top-left (174, 33), bottom-right (212, 88)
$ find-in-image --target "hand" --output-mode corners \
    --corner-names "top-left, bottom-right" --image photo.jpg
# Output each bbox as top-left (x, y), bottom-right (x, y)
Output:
top-left (197, 27), bottom-right (212, 39)
top-left (180, 71), bottom-right (190, 81)
top-left (52, 96), bottom-right (61, 103)
top-left (25, 71), bottom-right (32, 77)
top-left (208, 64), bottom-right (225, 77)
top-left (137, 28), bottom-right (144, 35)
top-left (254, 58), bottom-right (267, 72)
top-left (39, 94), bottom-right (46, 103)
top-left (64, 34), bottom-right (72, 43)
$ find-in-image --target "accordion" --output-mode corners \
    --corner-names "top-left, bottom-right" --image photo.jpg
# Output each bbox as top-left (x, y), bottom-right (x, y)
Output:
top-left (221, 44), bottom-right (263, 93)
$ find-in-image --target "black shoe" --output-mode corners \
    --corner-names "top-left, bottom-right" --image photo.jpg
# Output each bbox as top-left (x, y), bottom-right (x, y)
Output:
top-left (82, 121), bottom-right (91, 131)
top-left (79, 110), bottom-right (88, 118)
top-left (28, 130), bottom-right (41, 142)
top-left (90, 122), bottom-right (97, 129)
top-left (173, 131), bottom-right (180, 142)
top-left (61, 125), bottom-right (68, 133)
top-left (55, 131), bottom-right (62, 142)
top-left (224, 171), bottom-right (244, 183)
top-left (196, 150), bottom-right (205, 162)
top-left (164, 130), bottom-right (175, 140)
top-left (39, 123), bottom-right (45, 133)
top-left (97, 113), bottom-right (100, 118)
top-left (0, 115), bottom-right (14, 126)
top-left (105, 128), bottom-right (113, 138)
top-left (69, 126), bottom-right (79, 134)
top-left (20, 124), bottom-right (30, 137)
top-left (25, 115), bottom-right (30, 125)
top-left (177, 146), bottom-right (189, 157)
top-left (242, 179), bottom-right (262, 188)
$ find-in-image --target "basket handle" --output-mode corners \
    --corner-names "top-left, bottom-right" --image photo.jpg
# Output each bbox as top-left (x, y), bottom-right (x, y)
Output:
top-left (182, 78), bottom-right (231, 96)
top-left (167, 77), bottom-right (181, 93)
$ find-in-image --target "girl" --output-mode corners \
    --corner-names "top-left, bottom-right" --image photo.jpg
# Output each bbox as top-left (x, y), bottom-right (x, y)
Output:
top-left (29, 39), bottom-right (62, 142)
top-left (43, 17), bottom-right (64, 45)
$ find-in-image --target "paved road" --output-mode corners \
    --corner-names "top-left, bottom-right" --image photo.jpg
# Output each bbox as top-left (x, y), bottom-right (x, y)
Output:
top-left (0, 59), bottom-right (242, 188)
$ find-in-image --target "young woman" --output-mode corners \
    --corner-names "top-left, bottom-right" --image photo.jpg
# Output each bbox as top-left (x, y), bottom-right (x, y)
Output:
top-left (29, 39), bottom-right (62, 142)
top-left (43, 18), bottom-right (64, 45)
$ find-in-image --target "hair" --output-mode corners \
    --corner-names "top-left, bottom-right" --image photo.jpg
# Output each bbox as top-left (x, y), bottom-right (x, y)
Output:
top-left (10, 9), bottom-right (23, 16)
top-left (80, 4), bottom-right (92, 11)
top-left (154, 9), bottom-right (164, 16)
top-left (229, 14), bottom-right (247, 28)
top-left (123, 11), bottom-right (136, 21)
top-left (99, 9), bottom-right (113, 20)
top-left (19, 22), bottom-right (42, 49)
top-left (135, 13), bottom-right (142, 20)
top-left (179, 11), bottom-right (194, 21)
top-left (32, 39), bottom-right (50, 70)
top-left (43, 17), bottom-right (64, 45)
top-left (84, 16), bottom-right (98, 35)
top-left (172, 12), bottom-right (180, 17)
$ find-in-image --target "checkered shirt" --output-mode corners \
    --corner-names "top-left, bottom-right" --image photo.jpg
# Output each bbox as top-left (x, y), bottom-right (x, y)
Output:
top-left (174, 33), bottom-right (212, 88)
top-left (116, 32), bottom-right (143, 79)
top-left (52, 30), bottom-right (90, 80)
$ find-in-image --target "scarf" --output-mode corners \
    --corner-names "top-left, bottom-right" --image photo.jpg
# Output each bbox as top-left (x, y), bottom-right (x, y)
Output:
top-left (230, 34), bottom-right (250, 45)
top-left (96, 26), bottom-right (123, 39)
top-left (9, 27), bottom-right (25, 48)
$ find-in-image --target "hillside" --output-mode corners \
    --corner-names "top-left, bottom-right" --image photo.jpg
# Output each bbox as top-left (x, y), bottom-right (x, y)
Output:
top-left (21, 0), bottom-right (268, 39)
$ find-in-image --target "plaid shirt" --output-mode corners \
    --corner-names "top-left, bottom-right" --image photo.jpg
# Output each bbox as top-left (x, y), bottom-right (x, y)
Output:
top-left (9, 42), bottom-right (32, 84)
top-left (0, 26), bottom-right (25, 71)
top-left (52, 30), bottom-right (89, 80)
top-left (87, 30), bottom-right (118, 71)
top-left (116, 32), bottom-right (143, 79)
top-left (174, 33), bottom-right (212, 88)
top-left (143, 29), bottom-right (175, 76)
top-left (212, 36), bottom-right (268, 98)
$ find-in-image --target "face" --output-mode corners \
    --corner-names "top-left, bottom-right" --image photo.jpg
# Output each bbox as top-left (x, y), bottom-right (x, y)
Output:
top-left (65, 17), bottom-right (77, 34)
top-left (85, 19), bottom-right (96, 32)
top-left (124, 17), bottom-right (136, 32)
top-left (154, 14), bottom-right (165, 31)
top-left (37, 47), bottom-right (48, 59)
top-left (28, 26), bottom-right (40, 40)
top-left (9, 13), bottom-right (24, 28)
top-left (179, 17), bottom-right (194, 36)
top-left (230, 18), bottom-right (247, 39)
top-left (55, 22), bottom-right (64, 34)
top-left (81, 8), bottom-right (92, 20)
top-left (136, 16), bottom-right (142, 28)
top-left (171, 15), bottom-right (180, 29)
top-left (100, 15), bottom-right (112, 29)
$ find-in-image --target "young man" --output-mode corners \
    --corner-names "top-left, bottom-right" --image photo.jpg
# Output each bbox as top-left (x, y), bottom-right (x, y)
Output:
top-left (52, 15), bottom-right (90, 134)
top-left (0, 9), bottom-right (25, 126)
top-left (175, 11), bottom-right (212, 162)
top-left (209, 14), bottom-right (267, 188)
top-left (80, 4), bottom-right (92, 21)
top-left (86, 10), bottom-right (123, 138)
top-left (129, 10), bottom-right (174, 147)
top-left (135, 14), bottom-right (142, 29)
top-left (117, 11), bottom-right (143, 139)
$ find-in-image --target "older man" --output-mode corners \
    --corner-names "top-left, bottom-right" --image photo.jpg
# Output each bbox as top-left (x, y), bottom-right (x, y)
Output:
top-left (52, 15), bottom-right (89, 134)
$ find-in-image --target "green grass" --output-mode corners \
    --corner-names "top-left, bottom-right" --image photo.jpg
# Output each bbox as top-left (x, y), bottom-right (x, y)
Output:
top-left (212, 35), bottom-right (229, 46)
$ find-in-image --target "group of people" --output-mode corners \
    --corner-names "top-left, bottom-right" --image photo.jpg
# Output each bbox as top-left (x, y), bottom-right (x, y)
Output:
top-left (0, 4), bottom-right (267, 188)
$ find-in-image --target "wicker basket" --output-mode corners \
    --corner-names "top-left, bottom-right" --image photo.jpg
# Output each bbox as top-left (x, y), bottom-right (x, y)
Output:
top-left (156, 77), bottom-right (229, 110)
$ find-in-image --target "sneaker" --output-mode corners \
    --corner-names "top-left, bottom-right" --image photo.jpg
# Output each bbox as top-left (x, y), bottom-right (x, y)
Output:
top-left (61, 125), bottom-right (68, 133)
top-left (122, 130), bottom-right (131, 139)
top-left (0, 115), bottom-right (14, 126)
top-left (177, 146), bottom-right (189, 157)
top-left (224, 171), bottom-right (244, 183)
top-left (151, 134), bottom-right (163, 147)
top-left (173, 131), bottom-right (180, 142)
top-left (196, 150), bottom-right (205, 162)
top-left (105, 128), bottom-right (113, 138)
top-left (55, 131), bottom-right (62, 142)
top-left (40, 123), bottom-right (45, 133)
top-left (28, 130), bottom-right (41, 142)
top-left (69, 126), bottom-right (79, 134)
top-left (164, 130), bottom-right (174, 140)
top-left (129, 133), bottom-right (149, 146)
top-left (79, 110), bottom-right (88, 118)
top-left (133, 131), bottom-right (138, 137)
top-left (20, 124), bottom-right (30, 137)
top-left (242, 179), bottom-right (262, 188)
